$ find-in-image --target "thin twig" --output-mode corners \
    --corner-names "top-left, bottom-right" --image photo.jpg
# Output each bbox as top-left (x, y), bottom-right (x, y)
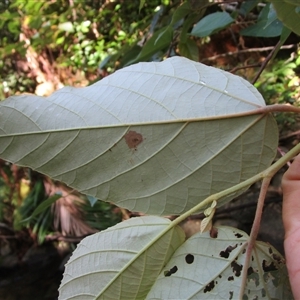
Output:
top-left (69, 0), bottom-right (77, 21)
top-left (279, 129), bottom-right (300, 141)
top-left (251, 39), bottom-right (282, 85)
top-left (201, 44), bottom-right (297, 63)
top-left (239, 176), bottom-right (272, 298)
top-left (0, 235), bottom-right (17, 239)
top-left (237, 142), bottom-right (300, 297)
top-left (278, 147), bottom-right (292, 167)
top-left (45, 233), bottom-right (92, 243)
top-left (229, 63), bottom-right (261, 74)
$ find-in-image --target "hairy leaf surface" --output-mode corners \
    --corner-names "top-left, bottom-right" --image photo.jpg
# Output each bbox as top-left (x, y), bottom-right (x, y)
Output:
top-left (59, 216), bottom-right (185, 299)
top-left (146, 227), bottom-right (292, 299)
top-left (0, 57), bottom-right (278, 215)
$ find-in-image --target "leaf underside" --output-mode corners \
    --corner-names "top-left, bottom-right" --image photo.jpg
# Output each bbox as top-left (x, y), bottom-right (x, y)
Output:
top-left (58, 216), bottom-right (185, 300)
top-left (147, 226), bottom-right (292, 299)
top-left (59, 218), bottom-right (292, 299)
top-left (0, 57), bottom-right (278, 215)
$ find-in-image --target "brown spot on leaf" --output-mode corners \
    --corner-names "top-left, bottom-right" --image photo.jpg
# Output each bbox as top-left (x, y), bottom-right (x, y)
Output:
top-left (219, 244), bottom-right (237, 259)
top-left (262, 259), bottom-right (278, 272)
top-left (204, 280), bottom-right (215, 293)
top-left (272, 253), bottom-right (284, 264)
top-left (231, 261), bottom-right (243, 277)
top-left (124, 131), bottom-right (143, 149)
top-left (247, 266), bottom-right (254, 276)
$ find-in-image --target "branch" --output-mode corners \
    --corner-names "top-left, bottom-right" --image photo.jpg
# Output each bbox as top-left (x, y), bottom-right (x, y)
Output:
top-left (200, 44), bottom-right (297, 63)
top-left (229, 63), bottom-right (261, 74)
top-left (239, 176), bottom-right (272, 298)
top-left (251, 39), bottom-right (283, 85)
top-left (171, 141), bottom-right (300, 227)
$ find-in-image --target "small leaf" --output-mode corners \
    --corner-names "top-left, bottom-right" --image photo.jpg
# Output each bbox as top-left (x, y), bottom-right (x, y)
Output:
top-left (139, 0), bottom-right (145, 12)
top-left (119, 45), bottom-right (142, 67)
top-left (239, 0), bottom-right (260, 16)
top-left (154, 26), bottom-right (173, 45)
top-left (29, 16), bottom-right (43, 30)
top-left (58, 22), bottom-right (74, 33)
top-left (268, 0), bottom-right (300, 35)
top-left (125, 26), bottom-right (173, 66)
top-left (178, 38), bottom-right (199, 61)
top-left (21, 193), bottom-right (61, 223)
top-left (169, 1), bottom-right (192, 26)
top-left (86, 195), bottom-right (98, 207)
top-left (146, 227), bottom-right (293, 299)
top-left (241, 4), bottom-right (283, 37)
top-left (200, 213), bottom-right (214, 233)
top-left (59, 216), bottom-right (185, 299)
top-left (190, 11), bottom-right (234, 37)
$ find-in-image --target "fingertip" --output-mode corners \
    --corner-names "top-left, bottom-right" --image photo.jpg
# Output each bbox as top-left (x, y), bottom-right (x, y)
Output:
top-left (282, 154), bottom-right (300, 184)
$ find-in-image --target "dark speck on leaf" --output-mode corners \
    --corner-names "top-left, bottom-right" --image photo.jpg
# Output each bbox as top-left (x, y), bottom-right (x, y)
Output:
top-left (235, 232), bottom-right (243, 238)
top-left (272, 253), bottom-right (284, 264)
top-left (185, 254), bottom-right (194, 264)
top-left (164, 265), bottom-right (178, 277)
top-left (247, 267), bottom-right (254, 275)
top-left (219, 244), bottom-right (237, 259)
top-left (228, 276), bottom-right (234, 281)
top-left (204, 280), bottom-right (215, 293)
top-left (262, 260), bottom-right (278, 272)
top-left (231, 261), bottom-right (243, 277)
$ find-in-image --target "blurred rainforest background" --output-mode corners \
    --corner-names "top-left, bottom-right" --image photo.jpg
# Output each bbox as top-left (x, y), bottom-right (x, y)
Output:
top-left (0, 0), bottom-right (300, 299)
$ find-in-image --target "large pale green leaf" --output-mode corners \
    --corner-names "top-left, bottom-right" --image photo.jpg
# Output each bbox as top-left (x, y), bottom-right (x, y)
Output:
top-left (268, 0), bottom-right (300, 35)
top-left (0, 57), bottom-right (278, 215)
top-left (146, 227), bottom-right (293, 299)
top-left (59, 216), bottom-right (185, 299)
